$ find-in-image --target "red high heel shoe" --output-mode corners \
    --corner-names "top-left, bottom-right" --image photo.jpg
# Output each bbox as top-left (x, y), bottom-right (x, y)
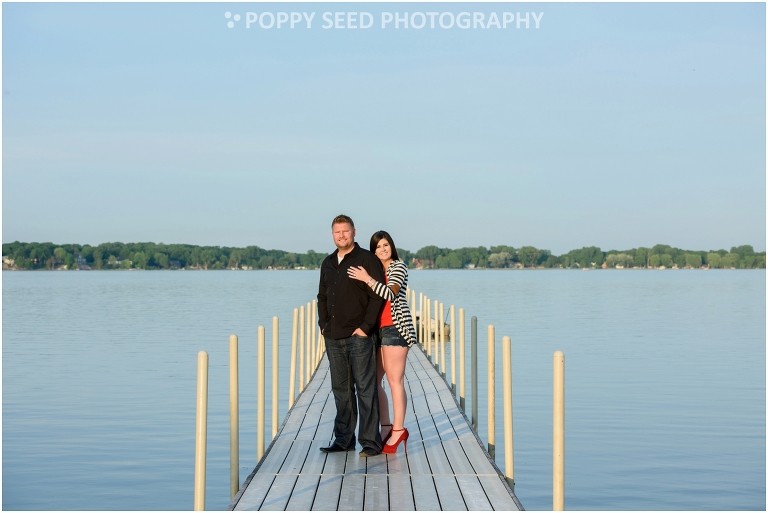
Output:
top-left (381, 424), bottom-right (393, 443)
top-left (382, 428), bottom-right (409, 454)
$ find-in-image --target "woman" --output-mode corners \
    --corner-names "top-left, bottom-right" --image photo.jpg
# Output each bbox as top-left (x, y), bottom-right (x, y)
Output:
top-left (348, 231), bottom-right (417, 454)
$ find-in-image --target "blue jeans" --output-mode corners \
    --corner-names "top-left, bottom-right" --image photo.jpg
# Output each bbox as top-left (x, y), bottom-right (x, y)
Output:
top-left (325, 334), bottom-right (382, 452)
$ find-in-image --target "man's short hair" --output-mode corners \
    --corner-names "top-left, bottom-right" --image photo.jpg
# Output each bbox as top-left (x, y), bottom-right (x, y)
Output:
top-left (331, 214), bottom-right (355, 229)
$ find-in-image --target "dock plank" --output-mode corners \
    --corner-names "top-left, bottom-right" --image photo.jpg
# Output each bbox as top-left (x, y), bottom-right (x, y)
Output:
top-left (478, 475), bottom-right (519, 511)
top-left (301, 440), bottom-right (329, 475)
top-left (364, 474), bottom-right (389, 511)
top-left (285, 474), bottom-right (320, 511)
top-left (385, 449), bottom-right (409, 475)
top-left (337, 474), bottom-right (365, 511)
top-left (279, 440), bottom-right (311, 474)
top-left (433, 475), bottom-right (467, 510)
top-left (411, 475), bottom-right (441, 511)
top-left (233, 473), bottom-right (275, 510)
top-left (311, 474), bottom-right (342, 511)
top-left (260, 473), bottom-right (297, 511)
top-left (388, 473), bottom-right (415, 511)
top-left (256, 438), bottom-right (292, 475)
top-left (456, 475), bottom-right (493, 510)
top-left (443, 440), bottom-right (476, 475)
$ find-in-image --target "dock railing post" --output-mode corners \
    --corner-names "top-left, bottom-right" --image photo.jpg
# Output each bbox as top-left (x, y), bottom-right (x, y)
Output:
top-left (503, 336), bottom-right (514, 490)
top-left (439, 303), bottom-right (446, 378)
top-left (487, 325), bottom-right (495, 461)
top-left (288, 308), bottom-right (298, 409)
top-left (554, 350), bottom-right (565, 511)
top-left (305, 302), bottom-right (312, 386)
top-left (434, 299), bottom-right (439, 371)
top-left (299, 305), bottom-right (305, 393)
top-left (194, 350), bottom-right (208, 511)
top-left (228, 336), bottom-right (239, 500)
top-left (257, 326), bottom-right (265, 461)
top-left (426, 298), bottom-right (432, 359)
top-left (311, 300), bottom-right (317, 372)
top-left (450, 305), bottom-right (456, 394)
top-left (419, 293), bottom-right (424, 348)
top-left (459, 308), bottom-right (466, 411)
top-left (471, 315), bottom-right (478, 431)
top-left (271, 317), bottom-right (279, 440)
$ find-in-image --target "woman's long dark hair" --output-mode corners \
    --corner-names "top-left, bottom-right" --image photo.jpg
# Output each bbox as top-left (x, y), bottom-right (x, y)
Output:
top-left (370, 231), bottom-right (399, 261)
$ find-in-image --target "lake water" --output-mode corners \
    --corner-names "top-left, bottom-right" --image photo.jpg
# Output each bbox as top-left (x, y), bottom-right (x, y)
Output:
top-left (2, 270), bottom-right (765, 510)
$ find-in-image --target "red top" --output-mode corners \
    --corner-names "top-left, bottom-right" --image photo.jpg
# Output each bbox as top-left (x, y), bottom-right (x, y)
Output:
top-left (378, 275), bottom-right (394, 327)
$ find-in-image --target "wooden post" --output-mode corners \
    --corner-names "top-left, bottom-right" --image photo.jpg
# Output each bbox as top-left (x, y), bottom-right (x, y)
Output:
top-left (434, 299), bottom-right (439, 370)
top-left (418, 293), bottom-right (423, 347)
top-left (257, 326), bottom-right (265, 461)
top-left (425, 297), bottom-right (432, 363)
top-left (311, 300), bottom-right (317, 373)
top-left (439, 303), bottom-right (446, 378)
top-left (503, 336), bottom-right (514, 490)
top-left (306, 301), bottom-right (312, 383)
top-left (194, 351), bottom-right (208, 511)
top-left (471, 316), bottom-right (478, 431)
top-left (289, 308), bottom-right (298, 409)
top-left (450, 305), bottom-right (456, 394)
top-left (229, 336), bottom-right (239, 500)
top-left (271, 317), bottom-right (279, 439)
top-left (419, 294), bottom-right (424, 348)
top-left (299, 305), bottom-right (305, 393)
top-left (487, 325), bottom-right (496, 461)
top-left (554, 350), bottom-right (565, 511)
top-left (459, 308), bottom-right (466, 411)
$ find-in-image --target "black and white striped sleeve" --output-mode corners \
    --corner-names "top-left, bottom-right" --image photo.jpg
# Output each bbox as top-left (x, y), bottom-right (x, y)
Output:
top-left (370, 261), bottom-right (407, 300)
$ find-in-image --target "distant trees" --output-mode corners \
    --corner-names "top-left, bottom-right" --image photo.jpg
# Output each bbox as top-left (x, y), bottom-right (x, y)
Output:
top-left (2, 241), bottom-right (765, 270)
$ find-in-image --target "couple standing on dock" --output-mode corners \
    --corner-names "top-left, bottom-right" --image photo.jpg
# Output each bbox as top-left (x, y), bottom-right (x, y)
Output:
top-left (317, 214), bottom-right (418, 457)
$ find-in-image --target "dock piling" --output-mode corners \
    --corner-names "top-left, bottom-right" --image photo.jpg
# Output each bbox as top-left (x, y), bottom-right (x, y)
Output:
top-left (257, 326), bottom-right (265, 461)
top-left (194, 350), bottom-right (208, 511)
top-left (434, 300), bottom-right (440, 371)
top-left (459, 308), bottom-right (466, 411)
top-left (299, 306), bottom-right (305, 393)
top-left (229, 336), bottom-right (239, 500)
top-left (450, 305), bottom-right (456, 394)
top-left (311, 300), bottom-right (317, 372)
top-left (503, 336), bottom-right (514, 490)
top-left (487, 325), bottom-right (495, 461)
top-left (439, 303), bottom-right (446, 378)
top-left (471, 315), bottom-right (478, 431)
top-left (305, 302), bottom-right (312, 385)
top-left (426, 298), bottom-right (432, 359)
top-left (554, 350), bottom-right (565, 511)
top-left (288, 308), bottom-right (298, 409)
top-left (271, 317), bottom-right (279, 439)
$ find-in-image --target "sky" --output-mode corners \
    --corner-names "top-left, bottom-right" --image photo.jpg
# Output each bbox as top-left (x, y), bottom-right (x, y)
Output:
top-left (2, 2), bottom-right (765, 255)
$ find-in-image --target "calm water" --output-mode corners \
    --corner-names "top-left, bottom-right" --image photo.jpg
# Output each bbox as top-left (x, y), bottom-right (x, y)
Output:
top-left (2, 270), bottom-right (765, 510)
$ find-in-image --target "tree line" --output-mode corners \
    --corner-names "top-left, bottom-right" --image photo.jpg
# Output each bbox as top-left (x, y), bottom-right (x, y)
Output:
top-left (2, 241), bottom-right (765, 270)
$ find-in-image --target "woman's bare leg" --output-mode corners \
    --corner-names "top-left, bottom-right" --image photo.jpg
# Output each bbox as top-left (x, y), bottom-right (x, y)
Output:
top-left (376, 346), bottom-right (392, 439)
top-left (382, 346), bottom-right (409, 444)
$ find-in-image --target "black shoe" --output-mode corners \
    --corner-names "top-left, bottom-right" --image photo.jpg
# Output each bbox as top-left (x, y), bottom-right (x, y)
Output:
top-left (359, 447), bottom-right (380, 458)
top-left (320, 443), bottom-right (353, 453)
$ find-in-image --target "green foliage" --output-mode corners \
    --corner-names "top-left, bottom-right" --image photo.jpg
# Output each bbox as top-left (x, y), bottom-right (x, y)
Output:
top-left (685, 254), bottom-right (702, 268)
top-left (2, 240), bottom-right (765, 271)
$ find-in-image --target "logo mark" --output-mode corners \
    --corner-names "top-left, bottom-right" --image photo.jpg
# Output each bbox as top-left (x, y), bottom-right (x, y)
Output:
top-left (225, 12), bottom-right (241, 28)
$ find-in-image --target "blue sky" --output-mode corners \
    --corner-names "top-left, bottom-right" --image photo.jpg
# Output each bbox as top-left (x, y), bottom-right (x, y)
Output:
top-left (2, 2), bottom-right (765, 255)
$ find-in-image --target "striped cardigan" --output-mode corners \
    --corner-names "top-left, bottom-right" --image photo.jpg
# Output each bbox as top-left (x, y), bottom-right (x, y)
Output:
top-left (370, 260), bottom-right (417, 347)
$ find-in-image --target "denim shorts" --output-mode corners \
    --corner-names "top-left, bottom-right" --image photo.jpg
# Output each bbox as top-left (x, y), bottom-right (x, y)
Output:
top-left (378, 325), bottom-right (409, 348)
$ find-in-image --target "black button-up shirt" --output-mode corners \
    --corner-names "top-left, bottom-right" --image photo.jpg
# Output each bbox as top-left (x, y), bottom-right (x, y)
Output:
top-left (317, 242), bottom-right (385, 340)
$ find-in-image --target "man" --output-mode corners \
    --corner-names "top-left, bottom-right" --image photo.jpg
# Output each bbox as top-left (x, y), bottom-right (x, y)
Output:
top-left (317, 215), bottom-right (386, 457)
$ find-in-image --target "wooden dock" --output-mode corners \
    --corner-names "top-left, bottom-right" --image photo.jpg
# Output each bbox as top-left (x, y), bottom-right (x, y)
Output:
top-left (228, 345), bottom-right (523, 511)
